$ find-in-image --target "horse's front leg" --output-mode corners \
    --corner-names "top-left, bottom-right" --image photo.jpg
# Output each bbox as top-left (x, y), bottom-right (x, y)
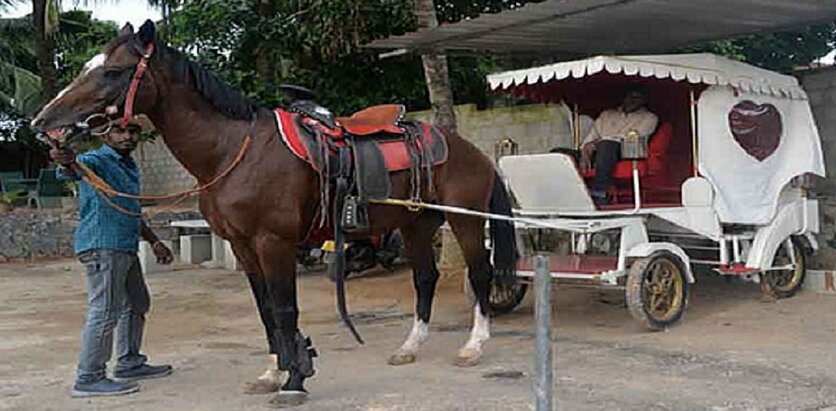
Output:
top-left (447, 214), bottom-right (492, 367)
top-left (226, 241), bottom-right (282, 395)
top-left (242, 272), bottom-right (282, 394)
top-left (256, 237), bottom-right (316, 407)
top-left (389, 213), bottom-right (443, 365)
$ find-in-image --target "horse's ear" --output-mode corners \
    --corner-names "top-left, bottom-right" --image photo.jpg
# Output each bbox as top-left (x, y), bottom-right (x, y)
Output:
top-left (137, 20), bottom-right (156, 46)
top-left (119, 23), bottom-right (135, 36)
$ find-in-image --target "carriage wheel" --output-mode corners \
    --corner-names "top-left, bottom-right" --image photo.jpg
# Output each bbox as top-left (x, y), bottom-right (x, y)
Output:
top-left (488, 282), bottom-right (528, 316)
top-left (626, 252), bottom-right (689, 331)
top-left (464, 275), bottom-right (528, 316)
top-left (760, 236), bottom-right (807, 299)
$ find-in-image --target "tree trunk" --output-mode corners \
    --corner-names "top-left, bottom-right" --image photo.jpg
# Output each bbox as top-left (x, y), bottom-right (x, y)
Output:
top-left (413, 0), bottom-right (457, 133)
top-left (32, 0), bottom-right (57, 102)
top-left (254, 0), bottom-right (276, 87)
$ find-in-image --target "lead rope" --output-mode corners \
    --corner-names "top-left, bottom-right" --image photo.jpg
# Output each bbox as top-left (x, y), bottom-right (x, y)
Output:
top-left (77, 134), bottom-right (252, 218)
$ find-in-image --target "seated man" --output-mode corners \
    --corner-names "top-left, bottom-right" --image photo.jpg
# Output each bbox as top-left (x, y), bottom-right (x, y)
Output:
top-left (581, 85), bottom-right (658, 204)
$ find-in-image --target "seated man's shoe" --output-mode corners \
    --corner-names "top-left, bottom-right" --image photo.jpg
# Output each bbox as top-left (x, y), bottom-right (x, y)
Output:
top-left (72, 378), bottom-right (140, 398)
top-left (114, 364), bottom-right (173, 381)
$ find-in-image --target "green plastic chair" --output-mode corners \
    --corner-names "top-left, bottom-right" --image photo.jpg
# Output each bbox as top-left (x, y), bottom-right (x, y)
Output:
top-left (28, 169), bottom-right (64, 208)
top-left (0, 171), bottom-right (29, 206)
top-left (0, 171), bottom-right (24, 192)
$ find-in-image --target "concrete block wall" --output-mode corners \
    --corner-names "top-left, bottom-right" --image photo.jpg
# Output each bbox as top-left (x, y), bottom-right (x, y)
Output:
top-left (408, 103), bottom-right (573, 158)
top-left (135, 139), bottom-right (197, 198)
top-left (799, 67), bottom-right (836, 269)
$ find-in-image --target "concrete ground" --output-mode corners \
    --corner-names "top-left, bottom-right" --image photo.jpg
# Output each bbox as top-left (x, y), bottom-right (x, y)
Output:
top-left (2, 260), bottom-right (836, 411)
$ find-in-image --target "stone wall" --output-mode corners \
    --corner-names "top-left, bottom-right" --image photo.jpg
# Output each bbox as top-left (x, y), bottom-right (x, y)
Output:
top-left (0, 208), bottom-right (203, 262)
top-left (0, 209), bottom-right (77, 262)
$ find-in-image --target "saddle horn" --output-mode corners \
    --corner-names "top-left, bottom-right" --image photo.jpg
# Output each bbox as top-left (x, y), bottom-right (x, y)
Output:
top-left (279, 84), bottom-right (317, 102)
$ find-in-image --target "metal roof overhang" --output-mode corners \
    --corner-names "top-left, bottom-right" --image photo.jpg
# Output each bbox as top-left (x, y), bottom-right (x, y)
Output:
top-left (366, 0), bottom-right (836, 55)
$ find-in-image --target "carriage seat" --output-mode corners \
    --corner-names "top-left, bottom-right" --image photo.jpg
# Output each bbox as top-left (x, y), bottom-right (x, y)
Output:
top-left (336, 104), bottom-right (405, 136)
top-left (582, 122), bottom-right (674, 181)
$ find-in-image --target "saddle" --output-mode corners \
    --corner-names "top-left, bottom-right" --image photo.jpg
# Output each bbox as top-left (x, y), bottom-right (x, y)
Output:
top-left (336, 104), bottom-right (405, 136)
top-left (274, 103), bottom-right (448, 235)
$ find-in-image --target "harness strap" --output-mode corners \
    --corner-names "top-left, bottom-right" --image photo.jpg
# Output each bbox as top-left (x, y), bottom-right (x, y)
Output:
top-left (121, 43), bottom-right (155, 128)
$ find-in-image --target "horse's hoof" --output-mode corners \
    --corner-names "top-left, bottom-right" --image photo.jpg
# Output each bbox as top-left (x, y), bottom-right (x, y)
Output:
top-left (268, 390), bottom-right (308, 408)
top-left (242, 379), bottom-right (281, 395)
top-left (387, 352), bottom-right (416, 366)
top-left (455, 348), bottom-right (481, 367)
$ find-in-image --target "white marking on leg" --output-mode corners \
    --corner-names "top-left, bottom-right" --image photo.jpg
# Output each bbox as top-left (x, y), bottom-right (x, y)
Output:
top-left (463, 304), bottom-right (490, 352)
top-left (397, 317), bottom-right (430, 355)
top-left (257, 354), bottom-right (281, 384)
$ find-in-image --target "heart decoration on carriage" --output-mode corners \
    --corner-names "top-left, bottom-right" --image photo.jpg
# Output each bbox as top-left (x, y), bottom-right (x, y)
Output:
top-left (728, 100), bottom-right (783, 161)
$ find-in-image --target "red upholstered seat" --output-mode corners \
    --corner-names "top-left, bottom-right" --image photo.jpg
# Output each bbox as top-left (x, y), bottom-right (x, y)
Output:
top-left (582, 122), bottom-right (678, 203)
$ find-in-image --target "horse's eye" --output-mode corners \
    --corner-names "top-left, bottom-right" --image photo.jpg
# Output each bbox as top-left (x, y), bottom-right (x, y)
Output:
top-left (104, 69), bottom-right (124, 79)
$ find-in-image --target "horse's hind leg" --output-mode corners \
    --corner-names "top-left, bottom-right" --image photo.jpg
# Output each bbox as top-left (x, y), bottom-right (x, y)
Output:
top-left (388, 211), bottom-right (444, 366)
top-left (231, 242), bottom-right (282, 394)
top-left (446, 213), bottom-right (492, 367)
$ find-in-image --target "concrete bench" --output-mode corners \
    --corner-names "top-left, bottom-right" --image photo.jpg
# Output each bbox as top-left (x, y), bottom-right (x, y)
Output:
top-left (180, 234), bottom-right (212, 264)
top-left (170, 219), bottom-right (242, 271)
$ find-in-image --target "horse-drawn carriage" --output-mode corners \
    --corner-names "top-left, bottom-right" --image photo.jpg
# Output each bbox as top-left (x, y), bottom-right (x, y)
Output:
top-left (490, 54), bottom-right (825, 329)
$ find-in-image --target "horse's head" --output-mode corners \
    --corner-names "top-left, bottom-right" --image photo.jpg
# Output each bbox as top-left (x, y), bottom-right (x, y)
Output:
top-left (31, 20), bottom-right (160, 139)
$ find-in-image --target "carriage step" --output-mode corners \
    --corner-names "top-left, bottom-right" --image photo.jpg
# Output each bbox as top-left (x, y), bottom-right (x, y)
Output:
top-left (516, 254), bottom-right (617, 275)
top-left (715, 263), bottom-right (758, 275)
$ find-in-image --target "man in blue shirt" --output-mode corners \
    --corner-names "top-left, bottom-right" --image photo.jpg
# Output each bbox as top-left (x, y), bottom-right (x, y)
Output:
top-left (51, 117), bottom-right (175, 398)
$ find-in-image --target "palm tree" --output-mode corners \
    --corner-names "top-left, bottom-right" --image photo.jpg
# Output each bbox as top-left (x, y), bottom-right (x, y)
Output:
top-left (26, 0), bottom-right (172, 103)
top-left (413, 0), bottom-right (457, 133)
top-left (0, 15), bottom-right (42, 116)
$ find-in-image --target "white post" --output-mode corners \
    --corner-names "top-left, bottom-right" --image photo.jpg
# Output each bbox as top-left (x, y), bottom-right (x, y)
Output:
top-left (632, 160), bottom-right (642, 210)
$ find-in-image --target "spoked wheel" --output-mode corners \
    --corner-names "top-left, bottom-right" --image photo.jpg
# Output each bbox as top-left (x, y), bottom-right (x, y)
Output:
top-left (626, 252), bottom-right (690, 331)
top-left (464, 274), bottom-right (528, 316)
top-left (488, 282), bottom-right (528, 316)
top-left (760, 236), bottom-right (807, 299)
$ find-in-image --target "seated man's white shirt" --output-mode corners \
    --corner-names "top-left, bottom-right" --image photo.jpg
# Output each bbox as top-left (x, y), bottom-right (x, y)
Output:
top-left (583, 107), bottom-right (658, 146)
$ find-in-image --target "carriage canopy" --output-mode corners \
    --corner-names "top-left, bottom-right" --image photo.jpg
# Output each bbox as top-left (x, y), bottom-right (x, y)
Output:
top-left (487, 53), bottom-right (825, 224)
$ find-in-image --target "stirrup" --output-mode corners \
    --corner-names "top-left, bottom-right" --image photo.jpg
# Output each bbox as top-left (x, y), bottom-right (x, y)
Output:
top-left (341, 196), bottom-right (369, 233)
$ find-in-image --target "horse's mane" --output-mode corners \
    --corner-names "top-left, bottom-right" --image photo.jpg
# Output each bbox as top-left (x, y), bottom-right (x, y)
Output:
top-left (107, 35), bottom-right (257, 121)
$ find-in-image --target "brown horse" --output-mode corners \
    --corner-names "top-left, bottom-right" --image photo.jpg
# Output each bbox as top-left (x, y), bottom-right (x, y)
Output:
top-left (31, 21), bottom-right (517, 406)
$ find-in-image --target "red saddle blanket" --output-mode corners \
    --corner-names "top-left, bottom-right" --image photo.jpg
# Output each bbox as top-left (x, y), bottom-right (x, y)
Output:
top-left (274, 108), bottom-right (448, 172)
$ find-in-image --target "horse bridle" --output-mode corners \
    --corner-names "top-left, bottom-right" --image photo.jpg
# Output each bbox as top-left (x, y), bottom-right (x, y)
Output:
top-left (69, 42), bottom-right (156, 140)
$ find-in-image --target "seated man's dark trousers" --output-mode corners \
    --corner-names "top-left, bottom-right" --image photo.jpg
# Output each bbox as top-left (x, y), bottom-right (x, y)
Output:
top-left (589, 140), bottom-right (622, 194)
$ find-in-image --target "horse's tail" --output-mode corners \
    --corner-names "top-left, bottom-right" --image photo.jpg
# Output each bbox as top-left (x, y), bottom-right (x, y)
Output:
top-left (488, 170), bottom-right (518, 276)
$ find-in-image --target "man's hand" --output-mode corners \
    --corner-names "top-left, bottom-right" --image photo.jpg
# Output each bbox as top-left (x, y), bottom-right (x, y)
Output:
top-left (49, 147), bottom-right (76, 166)
top-left (152, 241), bottom-right (174, 265)
top-left (580, 142), bottom-right (596, 170)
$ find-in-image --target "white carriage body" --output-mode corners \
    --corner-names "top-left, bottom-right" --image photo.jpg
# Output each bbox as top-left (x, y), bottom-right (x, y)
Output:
top-left (490, 53), bottom-right (825, 287)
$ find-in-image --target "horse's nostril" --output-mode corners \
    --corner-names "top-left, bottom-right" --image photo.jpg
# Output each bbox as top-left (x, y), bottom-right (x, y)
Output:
top-left (30, 117), bottom-right (43, 128)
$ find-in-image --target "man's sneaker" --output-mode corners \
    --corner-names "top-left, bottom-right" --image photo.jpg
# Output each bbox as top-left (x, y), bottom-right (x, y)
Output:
top-left (72, 378), bottom-right (140, 398)
top-left (114, 364), bottom-right (173, 381)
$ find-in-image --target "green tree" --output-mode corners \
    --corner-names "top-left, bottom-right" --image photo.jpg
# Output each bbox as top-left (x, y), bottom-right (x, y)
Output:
top-left (0, 10), bottom-right (116, 143)
top-left (681, 24), bottom-right (836, 73)
top-left (160, 0), bottom-right (542, 116)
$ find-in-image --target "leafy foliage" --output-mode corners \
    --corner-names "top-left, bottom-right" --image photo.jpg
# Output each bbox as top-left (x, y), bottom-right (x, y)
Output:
top-left (0, 10), bottom-right (116, 143)
top-left (680, 24), bottom-right (836, 73)
top-left (162, 0), bottom-right (544, 115)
